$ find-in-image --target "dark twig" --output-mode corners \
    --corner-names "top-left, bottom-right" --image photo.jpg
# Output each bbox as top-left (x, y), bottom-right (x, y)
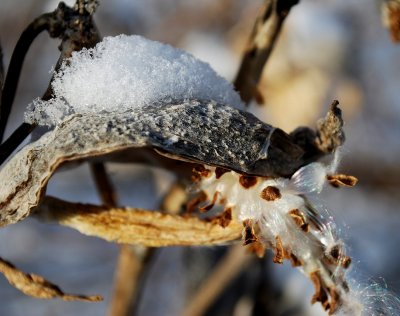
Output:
top-left (0, 12), bottom-right (51, 141)
top-left (0, 41), bottom-right (4, 100)
top-left (90, 162), bottom-right (117, 207)
top-left (234, 0), bottom-right (299, 104)
top-left (0, 1), bottom-right (100, 164)
top-left (0, 123), bottom-right (34, 164)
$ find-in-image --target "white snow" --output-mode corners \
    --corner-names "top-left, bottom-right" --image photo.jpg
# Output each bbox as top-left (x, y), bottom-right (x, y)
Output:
top-left (25, 34), bottom-right (244, 126)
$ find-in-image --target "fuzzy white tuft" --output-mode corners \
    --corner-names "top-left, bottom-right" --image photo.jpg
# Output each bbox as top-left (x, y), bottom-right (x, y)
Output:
top-left (197, 153), bottom-right (370, 315)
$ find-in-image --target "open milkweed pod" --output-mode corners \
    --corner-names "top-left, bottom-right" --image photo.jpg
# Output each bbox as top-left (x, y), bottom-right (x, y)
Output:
top-left (194, 155), bottom-right (363, 315)
top-left (0, 99), bottom-right (324, 227)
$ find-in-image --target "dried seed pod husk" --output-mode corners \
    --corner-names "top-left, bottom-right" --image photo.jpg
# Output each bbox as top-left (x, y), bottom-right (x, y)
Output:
top-left (0, 100), bottom-right (309, 227)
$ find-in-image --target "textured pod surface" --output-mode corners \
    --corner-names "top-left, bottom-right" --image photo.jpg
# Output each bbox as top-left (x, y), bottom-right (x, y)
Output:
top-left (0, 99), bottom-right (310, 226)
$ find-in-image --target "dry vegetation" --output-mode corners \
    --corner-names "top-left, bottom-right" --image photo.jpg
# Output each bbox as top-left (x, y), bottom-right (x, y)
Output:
top-left (0, 0), bottom-right (399, 315)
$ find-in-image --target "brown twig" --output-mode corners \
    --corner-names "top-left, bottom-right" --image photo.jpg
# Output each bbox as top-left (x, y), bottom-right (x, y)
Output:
top-left (107, 245), bottom-right (152, 316)
top-left (89, 160), bottom-right (152, 316)
top-left (35, 196), bottom-right (243, 247)
top-left (234, 0), bottom-right (299, 104)
top-left (182, 245), bottom-right (253, 316)
top-left (90, 162), bottom-right (118, 207)
top-left (381, 0), bottom-right (400, 42)
top-left (0, 41), bottom-right (3, 100)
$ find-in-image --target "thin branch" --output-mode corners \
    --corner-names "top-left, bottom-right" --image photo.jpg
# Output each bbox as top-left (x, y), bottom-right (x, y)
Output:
top-left (0, 256), bottom-right (102, 301)
top-left (183, 245), bottom-right (253, 316)
top-left (0, 1), bottom-right (100, 163)
top-left (90, 162), bottom-right (118, 207)
top-left (107, 245), bottom-right (152, 316)
top-left (89, 161), bottom-right (149, 316)
top-left (381, 0), bottom-right (400, 42)
top-left (0, 12), bottom-right (53, 141)
top-left (35, 196), bottom-right (243, 247)
top-left (0, 122), bottom-right (34, 165)
top-left (0, 41), bottom-right (4, 100)
top-left (233, 0), bottom-right (299, 104)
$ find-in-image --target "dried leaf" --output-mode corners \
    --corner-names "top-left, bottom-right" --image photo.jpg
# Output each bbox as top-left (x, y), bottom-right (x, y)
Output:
top-left (35, 197), bottom-right (242, 247)
top-left (0, 256), bottom-right (102, 301)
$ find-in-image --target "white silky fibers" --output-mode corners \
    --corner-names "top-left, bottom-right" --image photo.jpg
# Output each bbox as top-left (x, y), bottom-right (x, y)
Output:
top-left (25, 35), bottom-right (244, 126)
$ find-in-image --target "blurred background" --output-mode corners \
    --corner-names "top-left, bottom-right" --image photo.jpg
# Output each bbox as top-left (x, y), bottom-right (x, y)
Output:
top-left (0, 0), bottom-right (399, 315)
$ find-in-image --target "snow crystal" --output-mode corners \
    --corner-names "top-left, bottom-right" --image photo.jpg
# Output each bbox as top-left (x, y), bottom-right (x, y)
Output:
top-left (25, 34), bottom-right (244, 126)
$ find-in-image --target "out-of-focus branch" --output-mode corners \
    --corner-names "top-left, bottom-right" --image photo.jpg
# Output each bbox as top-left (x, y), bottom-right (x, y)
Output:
top-left (90, 162), bottom-right (117, 207)
top-left (183, 245), bottom-right (253, 316)
top-left (381, 0), bottom-right (400, 42)
top-left (0, 256), bottom-right (102, 301)
top-left (107, 245), bottom-right (151, 316)
top-left (89, 161), bottom-right (147, 316)
top-left (89, 161), bottom-right (152, 316)
top-left (233, 0), bottom-right (299, 104)
top-left (36, 196), bottom-right (243, 247)
top-left (0, 42), bottom-right (3, 101)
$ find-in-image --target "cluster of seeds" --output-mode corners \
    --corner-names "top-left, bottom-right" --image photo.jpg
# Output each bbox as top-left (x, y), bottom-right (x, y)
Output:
top-left (190, 163), bottom-right (359, 315)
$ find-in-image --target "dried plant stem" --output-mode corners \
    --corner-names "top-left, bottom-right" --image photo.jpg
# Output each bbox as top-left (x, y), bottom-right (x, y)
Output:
top-left (90, 162), bottom-right (118, 206)
top-left (0, 256), bottom-right (102, 301)
top-left (161, 182), bottom-right (187, 214)
top-left (0, 42), bottom-right (3, 100)
top-left (36, 196), bottom-right (243, 246)
top-left (234, 0), bottom-right (299, 104)
top-left (183, 245), bottom-right (253, 316)
top-left (107, 245), bottom-right (153, 316)
top-left (0, 1), bottom-right (100, 164)
top-left (0, 12), bottom-right (52, 141)
top-left (89, 162), bottom-right (150, 316)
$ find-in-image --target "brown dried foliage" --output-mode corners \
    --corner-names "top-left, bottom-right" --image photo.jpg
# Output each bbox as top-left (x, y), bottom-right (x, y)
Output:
top-left (36, 197), bottom-right (242, 247)
top-left (0, 257), bottom-right (102, 302)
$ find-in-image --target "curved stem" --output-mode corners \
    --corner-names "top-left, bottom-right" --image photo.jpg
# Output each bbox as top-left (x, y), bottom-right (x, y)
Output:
top-left (0, 13), bottom-right (53, 142)
top-left (0, 122), bottom-right (35, 165)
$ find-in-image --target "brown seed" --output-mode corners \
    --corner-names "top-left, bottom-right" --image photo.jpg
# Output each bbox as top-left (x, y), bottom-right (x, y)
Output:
top-left (273, 236), bottom-right (285, 264)
top-left (239, 175), bottom-right (258, 189)
top-left (212, 208), bottom-right (232, 228)
top-left (199, 191), bottom-right (218, 212)
top-left (242, 219), bottom-right (258, 245)
top-left (341, 256), bottom-right (352, 269)
top-left (215, 167), bottom-right (230, 179)
top-left (288, 209), bottom-right (309, 232)
top-left (191, 165), bottom-right (211, 182)
top-left (325, 244), bottom-right (352, 269)
top-left (310, 271), bottom-right (330, 310)
top-left (329, 245), bottom-right (341, 260)
top-left (289, 253), bottom-right (303, 267)
top-left (329, 287), bottom-right (341, 314)
top-left (327, 174), bottom-right (358, 188)
top-left (246, 241), bottom-right (266, 258)
top-left (261, 186), bottom-right (281, 201)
